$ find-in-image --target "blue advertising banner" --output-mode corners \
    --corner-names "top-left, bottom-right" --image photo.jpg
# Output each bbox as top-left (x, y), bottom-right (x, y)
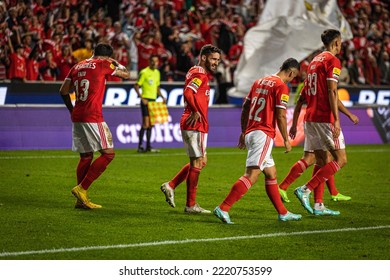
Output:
top-left (0, 82), bottom-right (389, 106)
top-left (0, 82), bottom-right (216, 106)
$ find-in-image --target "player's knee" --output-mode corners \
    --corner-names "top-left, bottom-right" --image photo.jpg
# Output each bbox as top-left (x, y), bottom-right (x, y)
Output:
top-left (338, 157), bottom-right (347, 168)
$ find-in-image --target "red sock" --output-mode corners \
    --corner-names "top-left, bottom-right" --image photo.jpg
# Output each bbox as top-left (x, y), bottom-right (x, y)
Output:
top-left (220, 176), bottom-right (252, 212)
top-left (307, 160), bottom-right (340, 191)
top-left (169, 163), bottom-right (190, 189)
top-left (76, 155), bottom-right (93, 184)
top-left (265, 178), bottom-right (287, 215)
top-left (279, 159), bottom-right (308, 190)
top-left (326, 175), bottom-right (338, 196)
top-left (80, 153), bottom-right (115, 190)
top-left (186, 166), bottom-right (201, 207)
top-left (312, 165), bottom-right (324, 203)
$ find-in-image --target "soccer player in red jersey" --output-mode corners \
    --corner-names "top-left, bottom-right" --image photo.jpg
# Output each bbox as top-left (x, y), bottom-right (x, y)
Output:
top-left (293, 29), bottom-right (353, 215)
top-left (59, 43), bottom-right (130, 209)
top-left (160, 44), bottom-right (221, 213)
top-left (278, 94), bottom-right (359, 204)
top-left (214, 58), bottom-right (302, 223)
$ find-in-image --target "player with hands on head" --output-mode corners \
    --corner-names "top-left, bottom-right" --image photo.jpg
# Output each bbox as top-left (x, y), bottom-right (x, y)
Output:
top-left (60, 43), bottom-right (130, 209)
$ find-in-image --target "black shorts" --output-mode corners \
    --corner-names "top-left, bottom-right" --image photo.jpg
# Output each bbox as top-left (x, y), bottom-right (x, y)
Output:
top-left (140, 98), bottom-right (156, 117)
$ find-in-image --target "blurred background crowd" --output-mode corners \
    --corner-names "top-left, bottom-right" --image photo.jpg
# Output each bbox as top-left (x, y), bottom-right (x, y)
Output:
top-left (0, 0), bottom-right (389, 91)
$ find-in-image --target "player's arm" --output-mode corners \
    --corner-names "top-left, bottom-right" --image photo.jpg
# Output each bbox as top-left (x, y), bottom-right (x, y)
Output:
top-left (184, 75), bottom-right (204, 126)
top-left (337, 99), bottom-right (359, 124)
top-left (237, 98), bottom-right (250, 149)
top-left (289, 94), bottom-right (305, 139)
top-left (276, 107), bottom-right (291, 153)
top-left (184, 86), bottom-right (202, 126)
top-left (328, 79), bottom-right (340, 138)
top-left (59, 78), bottom-right (74, 114)
top-left (107, 58), bottom-right (130, 80)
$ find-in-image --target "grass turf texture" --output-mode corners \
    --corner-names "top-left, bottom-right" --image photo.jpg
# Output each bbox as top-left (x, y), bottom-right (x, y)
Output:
top-left (0, 145), bottom-right (389, 260)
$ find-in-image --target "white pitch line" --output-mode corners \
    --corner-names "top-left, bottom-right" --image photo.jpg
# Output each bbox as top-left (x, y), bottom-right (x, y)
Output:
top-left (1, 225), bottom-right (389, 258)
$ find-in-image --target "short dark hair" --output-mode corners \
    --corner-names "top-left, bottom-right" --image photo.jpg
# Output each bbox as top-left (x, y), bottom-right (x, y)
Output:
top-left (94, 43), bottom-right (113, 57)
top-left (200, 44), bottom-right (221, 57)
top-left (280, 57), bottom-right (299, 71)
top-left (149, 54), bottom-right (159, 61)
top-left (321, 29), bottom-right (341, 46)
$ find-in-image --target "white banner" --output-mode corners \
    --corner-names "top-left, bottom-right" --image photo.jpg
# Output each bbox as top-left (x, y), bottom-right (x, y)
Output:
top-left (229, 0), bottom-right (353, 99)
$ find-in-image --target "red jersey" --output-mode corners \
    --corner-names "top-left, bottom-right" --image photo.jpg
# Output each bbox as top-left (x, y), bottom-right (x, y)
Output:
top-left (245, 75), bottom-right (290, 138)
top-left (66, 58), bottom-right (117, 123)
top-left (302, 51), bottom-right (341, 123)
top-left (180, 66), bottom-right (211, 133)
top-left (26, 59), bottom-right (40, 81)
top-left (8, 53), bottom-right (26, 79)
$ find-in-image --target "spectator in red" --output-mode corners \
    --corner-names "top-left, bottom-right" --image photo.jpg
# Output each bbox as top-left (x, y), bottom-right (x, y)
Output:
top-left (353, 28), bottom-right (368, 51)
top-left (137, 33), bottom-right (155, 71)
top-left (62, 24), bottom-right (82, 50)
top-left (29, 15), bottom-right (45, 41)
top-left (39, 50), bottom-right (58, 81)
top-left (0, 45), bottom-right (9, 81)
top-left (228, 34), bottom-right (243, 72)
top-left (56, 44), bottom-right (77, 81)
top-left (111, 21), bottom-right (130, 49)
top-left (175, 40), bottom-right (194, 80)
top-left (21, 33), bottom-right (33, 59)
top-left (107, 42), bottom-right (129, 82)
top-left (7, 43), bottom-right (26, 83)
top-left (26, 46), bottom-right (40, 81)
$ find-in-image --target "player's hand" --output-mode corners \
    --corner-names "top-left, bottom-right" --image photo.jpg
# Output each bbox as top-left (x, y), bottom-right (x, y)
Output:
top-left (284, 140), bottom-right (292, 153)
top-left (186, 112), bottom-right (201, 126)
top-left (289, 125), bottom-right (297, 139)
top-left (237, 133), bottom-right (246, 150)
top-left (349, 113), bottom-right (359, 124)
top-left (141, 98), bottom-right (148, 105)
top-left (333, 120), bottom-right (341, 138)
top-left (162, 96), bottom-right (167, 104)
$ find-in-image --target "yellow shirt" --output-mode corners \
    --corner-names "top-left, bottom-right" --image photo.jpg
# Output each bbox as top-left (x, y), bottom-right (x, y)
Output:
top-left (137, 67), bottom-right (160, 99)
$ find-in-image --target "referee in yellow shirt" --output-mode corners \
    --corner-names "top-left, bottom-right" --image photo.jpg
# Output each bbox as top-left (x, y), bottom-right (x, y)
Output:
top-left (134, 54), bottom-right (166, 153)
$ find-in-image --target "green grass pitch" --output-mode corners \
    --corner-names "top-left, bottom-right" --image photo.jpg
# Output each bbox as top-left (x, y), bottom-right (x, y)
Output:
top-left (0, 145), bottom-right (389, 260)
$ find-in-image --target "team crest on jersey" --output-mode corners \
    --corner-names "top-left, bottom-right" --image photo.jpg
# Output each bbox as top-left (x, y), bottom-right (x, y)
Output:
top-left (281, 94), bottom-right (289, 105)
top-left (332, 67), bottom-right (341, 79)
top-left (190, 78), bottom-right (202, 90)
top-left (110, 63), bottom-right (115, 70)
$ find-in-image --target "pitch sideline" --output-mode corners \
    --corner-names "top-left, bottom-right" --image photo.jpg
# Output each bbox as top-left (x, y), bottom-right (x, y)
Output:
top-left (1, 225), bottom-right (389, 258)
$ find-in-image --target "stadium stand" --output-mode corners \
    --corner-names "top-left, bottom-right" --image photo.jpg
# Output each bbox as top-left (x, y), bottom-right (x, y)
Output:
top-left (0, 0), bottom-right (389, 89)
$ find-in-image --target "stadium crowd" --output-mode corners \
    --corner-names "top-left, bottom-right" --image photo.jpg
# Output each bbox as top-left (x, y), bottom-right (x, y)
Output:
top-left (0, 0), bottom-right (389, 88)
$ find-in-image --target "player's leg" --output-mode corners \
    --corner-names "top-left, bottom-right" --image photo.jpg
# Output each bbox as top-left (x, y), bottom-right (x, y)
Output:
top-left (263, 165), bottom-right (302, 222)
top-left (165, 156), bottom-right (207, 190)
top-left (214, 167), bottom-right (259, 224)
top-left (184, 155), bottom-right (210, 213)
top-left (138, 102), bottom-right (149, 153)
top-left (279, 151), bottom-right (315, 202)
top-left (72, 122), bottom-right (115, 209)
top-left (325, 152), bottom-right (351, 201)
top-left (76, 152), bottom-right (94, 184)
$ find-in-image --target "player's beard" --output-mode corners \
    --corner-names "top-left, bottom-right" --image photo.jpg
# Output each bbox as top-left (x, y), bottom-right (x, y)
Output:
top-left (205, 59), bottom-right (217, 73)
